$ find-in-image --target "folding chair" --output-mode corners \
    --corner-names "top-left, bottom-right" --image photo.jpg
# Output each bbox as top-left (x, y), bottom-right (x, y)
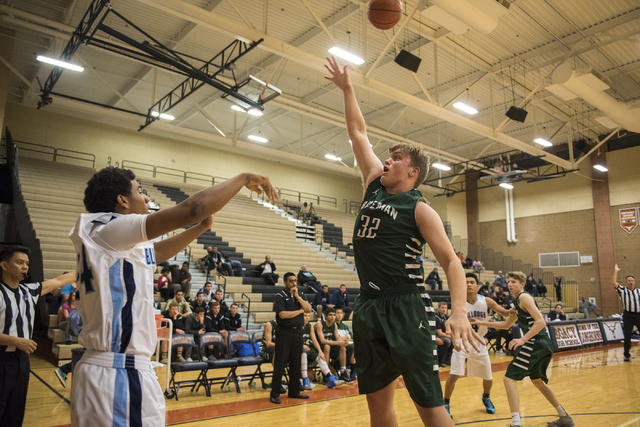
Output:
top-left (168, 334), bottom-right (209, 400)
top-left (228, 331), bottom-right (271, 391)
top-left (197, 332), bottom-right (240, 394)
top-left (243, 331), bottom-right (273, 389)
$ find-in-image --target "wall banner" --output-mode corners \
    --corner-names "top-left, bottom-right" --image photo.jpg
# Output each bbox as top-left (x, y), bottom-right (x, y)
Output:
top-left (577, 322), bottom-right (603, 345)
top-left (619, 207), bottom-right (638, 234)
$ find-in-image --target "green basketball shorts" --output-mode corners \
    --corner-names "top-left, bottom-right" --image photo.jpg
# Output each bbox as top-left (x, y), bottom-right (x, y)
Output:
top-left (353, 289), bottom-right (444, 408)
top-left (304, 347), bottom-right (318, 364)
top-left (505, 335), bottom-right (554, 383)
top-left (260, 346), bottom-right (276, 363)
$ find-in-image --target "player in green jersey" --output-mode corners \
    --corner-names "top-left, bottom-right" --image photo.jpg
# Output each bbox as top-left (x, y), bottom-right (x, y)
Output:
top-left (325, 56), bottom-right (482, 427)
top-left (470, 271), bottom-right (575, 427)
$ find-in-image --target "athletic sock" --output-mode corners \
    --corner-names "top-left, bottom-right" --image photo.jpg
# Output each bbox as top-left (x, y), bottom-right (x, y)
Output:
top-left (317, 357), bottom-right (331, 376)
top-left (511, 412), bottom-right (522, 426)
top-left (556, 405), bottom-right (568, 416)
top-left (444, 398), bottom-right (450, 404)
top-left (340, 366), bottom-right (346, 372)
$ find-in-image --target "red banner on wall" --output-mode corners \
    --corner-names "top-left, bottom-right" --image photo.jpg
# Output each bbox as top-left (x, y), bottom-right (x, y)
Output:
top-left (619, 208), bottom-right (638, 234)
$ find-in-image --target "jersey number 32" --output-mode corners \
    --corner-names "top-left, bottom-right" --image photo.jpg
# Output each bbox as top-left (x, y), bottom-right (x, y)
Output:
top-left (356, 215), bottom-right (381, 239)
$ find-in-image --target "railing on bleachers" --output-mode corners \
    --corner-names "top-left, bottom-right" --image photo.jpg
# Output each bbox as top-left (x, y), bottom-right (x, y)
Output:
top-left (1, 138), bottom-right (95, 168)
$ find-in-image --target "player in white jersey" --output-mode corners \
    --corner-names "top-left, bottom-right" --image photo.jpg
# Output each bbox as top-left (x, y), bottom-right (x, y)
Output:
top-left (443, 272), bottom-right (511, 418)
top-left (69, 167), bottom-right (277, 427)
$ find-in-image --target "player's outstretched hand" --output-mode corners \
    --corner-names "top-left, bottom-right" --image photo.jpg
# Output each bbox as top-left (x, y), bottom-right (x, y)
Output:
top-left (324, 56), bottom-right (351, 91)
top-left (446, 312), bottom-right (485, 353)
top-left (614, 263), bottom-right (620, 272)
top-left (245, 173), bottom-right (279, 201)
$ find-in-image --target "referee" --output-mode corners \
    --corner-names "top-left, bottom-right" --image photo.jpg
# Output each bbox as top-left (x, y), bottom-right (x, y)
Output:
top-left (0, 246), bottom-right (75, 425)
top-left (270, 272), bottom-right (312, 404)
top-left (613, 264), bottom-right (640, 362)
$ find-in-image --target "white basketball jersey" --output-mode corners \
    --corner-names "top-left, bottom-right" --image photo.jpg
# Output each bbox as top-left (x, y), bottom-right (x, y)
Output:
top-left (467, 295), bottom-right (489, 337)
top-left (70, 213), bottom-right (157, 358)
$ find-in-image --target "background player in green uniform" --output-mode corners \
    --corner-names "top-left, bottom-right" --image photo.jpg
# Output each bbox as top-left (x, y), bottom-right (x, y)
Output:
top-left (315, 308), bottom-right (352, 384)
top-left (471, 271), bottom-right (575, 427)
top-left (325, 56), bottom-right (482, 427)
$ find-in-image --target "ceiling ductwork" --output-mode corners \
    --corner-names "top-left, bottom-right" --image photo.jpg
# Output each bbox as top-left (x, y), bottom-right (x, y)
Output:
top-left (422, 0), bottom-right (510, 35)
top-left (547, 64), bottom-right (640, 133)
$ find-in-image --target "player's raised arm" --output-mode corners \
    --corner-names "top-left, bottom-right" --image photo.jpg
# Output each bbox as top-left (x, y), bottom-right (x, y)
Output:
top-left (146, 172), bottom-right (277, 240)
top-left (613, 263), bottom-right (621, 289)
top-left (486, 296), bottom-right (511, 318)
top-left (324, 56), bottom-right (383, 191)
top-left (415, 201), bottom-right (484, 352)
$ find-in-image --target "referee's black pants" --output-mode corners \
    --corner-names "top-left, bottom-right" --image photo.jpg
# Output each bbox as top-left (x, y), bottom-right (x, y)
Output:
top-left (271, 327), bottom-right (302, 399)
top-left (0, 350), bottom-right (30, 427)
top-left (622, 310), bottom-right (640, 358)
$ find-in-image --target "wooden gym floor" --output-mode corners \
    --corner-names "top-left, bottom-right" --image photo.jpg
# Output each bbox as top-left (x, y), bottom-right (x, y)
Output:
top-left (27, 337), bottom-right (639, 427)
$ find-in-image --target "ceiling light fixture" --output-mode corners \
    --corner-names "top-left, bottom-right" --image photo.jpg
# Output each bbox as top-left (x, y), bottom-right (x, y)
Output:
top-left (328, 47), bottom-right (365, 65)
top-left (534, 137), bottom-right (552, 147)
top-left (453, 102), bottom-right (478, 115)
top-left (325, 154), bottom-right (342, 161)
top-left (247, 108), bottom-right (263, 116)
top-left (248, 135), bottom-right (268, 143)
top-left (231, 105), bottom-right (246, 112)
top-left (432, 163), bottom-right (451, 171)
top-left (499, 183), bottom-right (514, 189)
top-left (593, 164), bottom-right (608, 172)
top-left (36, 55), bottom-right (84, 72)
top-left (151, 111), bottom-right (175, 120)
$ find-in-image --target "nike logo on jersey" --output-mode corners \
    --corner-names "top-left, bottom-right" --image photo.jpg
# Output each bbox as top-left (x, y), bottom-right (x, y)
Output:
top-left (368, 282), bottom-right (381, 291)
top-left (418, 321), bottom-right (426, 329)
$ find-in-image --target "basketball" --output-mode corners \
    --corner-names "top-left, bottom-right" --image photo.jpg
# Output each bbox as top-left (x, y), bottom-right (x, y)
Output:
top-left (368, 0), bottom-right (403, 30)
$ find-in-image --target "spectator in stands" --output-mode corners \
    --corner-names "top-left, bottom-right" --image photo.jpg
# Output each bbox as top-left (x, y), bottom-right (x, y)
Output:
top-left (166, 291), bottom-right (192, 316)
top-left (538, 280), bottom-right (547, 298)
top-left (524, 274), bottom-right (536, 295)
top-left (464, 255), bottom-right (473, 269)
top-left (554, 278), bottom-right (563, 302)
top-left (200, 281), bottom-right (214, 304)
top-left (204, 301), bottom-right (228, 359)
top-left (473, 258), bottom-right (485, 273)
top-left (312, 284), bottom-right (335, 320)
top-left (435, 302), bottom-right (452, 367)
top-left (579, 296), bottom-right (599, 319)
top-left (426, 267), bottom-right (443, 291)
top-left (548, 304), bottom-right (567, 321)
top-left (314, 308), bottom-right (352, 385)
top-left (478, 281), bottom-right (491, 298)
top-left (160, 302), bottom-right (186, 363)
top-left (225, 303), bottom-right (246, 332)
top-left (494, 271), bottom-right (507, 290)
top-left (297, 264), bottom-right (322, 292)
top-left (170, 262), bottom-right (192, 300)
top-left (184, 307), bottom-right (207, 361)
top-left (60, 275), bottom-right (75, 303)
top-left (46, 287), bottom-right (63, 315)
top-left (202, 246), bottom-right (217, 277)
top-left (333, 284), bottom-right (352, 321)
top-left (493, 286), bottom-right (506, 306)
top-left (190, 291), bottom-right (209, 314)
top-left (257, 255), bottom-right (279, 286)
top-left (211, 246), bottom-right (244, 278)
top-left (212, 289), bottom-right (229, 315)
top-left (155, 266), bottom-right (172, 299)
top-left (58, 291), bottom-right (76, 345)
top-left (335, 307), bottom-right (356, 382)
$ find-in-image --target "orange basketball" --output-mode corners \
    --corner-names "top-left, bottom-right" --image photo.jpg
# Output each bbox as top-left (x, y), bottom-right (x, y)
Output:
top-left (368, 0), bottom-right (403, 30)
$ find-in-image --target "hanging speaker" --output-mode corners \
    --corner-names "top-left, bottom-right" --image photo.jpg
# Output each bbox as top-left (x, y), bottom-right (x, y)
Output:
top-left (505, 106), bottom-right (528, 123)
top-left (394, 49), bottom-right (422, 73)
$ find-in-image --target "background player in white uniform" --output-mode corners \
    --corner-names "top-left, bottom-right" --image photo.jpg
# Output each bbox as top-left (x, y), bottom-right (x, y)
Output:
top-left (69, 167), bottom-right (277, 427)
top-left (443, 272), bottom-right (511, 418)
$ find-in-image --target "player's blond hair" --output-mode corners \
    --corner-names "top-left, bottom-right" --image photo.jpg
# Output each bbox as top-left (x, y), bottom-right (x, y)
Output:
top-left (506, 271), bottom-right (527, 284)
top-left (389, 142), bottom-right (430, 187)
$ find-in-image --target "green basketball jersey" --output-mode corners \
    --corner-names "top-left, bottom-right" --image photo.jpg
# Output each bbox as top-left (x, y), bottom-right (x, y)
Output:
top-left (260, 320), bottom-right (277, 352)
top-left (302, 322), bottom-right (313, 347)
top-left (353, 177), bottom-right (426, 293)
top-left (337, 321), bottom-right (353, 339)
top-left (514, 292), bottom-right (549, 338)
top-left (320, 320), bottom-right (336, 342)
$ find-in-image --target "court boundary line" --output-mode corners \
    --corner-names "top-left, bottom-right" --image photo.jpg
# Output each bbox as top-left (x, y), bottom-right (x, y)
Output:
top-left (454, 412), bottom-right (640, 425)
top-left (30, 370), bottom-right (70, 405)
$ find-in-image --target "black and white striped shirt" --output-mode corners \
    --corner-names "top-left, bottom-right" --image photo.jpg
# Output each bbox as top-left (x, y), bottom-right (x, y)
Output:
top-left (617, 285), bottom-right (640, 313)
top-left (0, 281), bottom-right (42, 351)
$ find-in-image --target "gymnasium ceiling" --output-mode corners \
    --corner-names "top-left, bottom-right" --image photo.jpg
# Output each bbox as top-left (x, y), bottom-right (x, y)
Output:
top-left (2, 0), bottom-right (640, 184)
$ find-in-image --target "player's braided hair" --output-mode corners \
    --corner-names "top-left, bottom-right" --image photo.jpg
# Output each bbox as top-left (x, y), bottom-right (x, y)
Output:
top-left (84, 167), bottom-right (136, 213)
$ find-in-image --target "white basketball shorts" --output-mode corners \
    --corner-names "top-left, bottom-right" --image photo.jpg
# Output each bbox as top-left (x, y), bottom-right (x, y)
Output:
top-left (70, 350), bottom-right (166, 427)
top-left (449, 345), bottom-right (492, 380)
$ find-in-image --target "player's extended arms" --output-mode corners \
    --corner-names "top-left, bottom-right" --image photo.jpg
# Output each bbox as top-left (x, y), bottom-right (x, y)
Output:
top-left (146, 173), bottom-right (277, 240)
top-left (486, 297), bottom-right (511, 318)
top-left (470, 312), bottom-right (517, 331)
top-left (41, 272), bottom-right (76, 296)
top-left (613, 263), bottom-right (620, 289)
